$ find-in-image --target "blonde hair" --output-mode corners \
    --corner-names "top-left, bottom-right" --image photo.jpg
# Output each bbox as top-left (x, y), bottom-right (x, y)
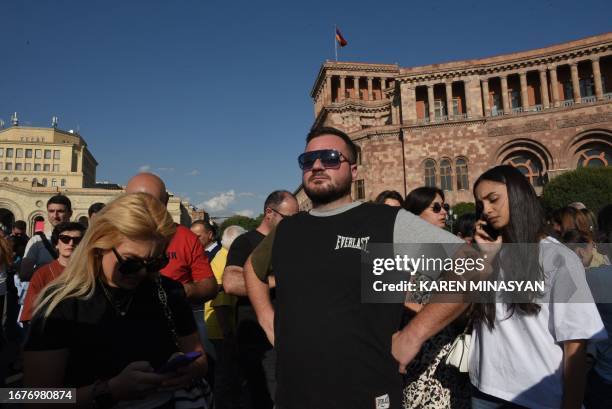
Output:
top-left (34, 193), bottom-right (176, 319)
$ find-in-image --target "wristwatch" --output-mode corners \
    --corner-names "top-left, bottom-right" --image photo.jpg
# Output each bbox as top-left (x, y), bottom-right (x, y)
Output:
top-left (92, 380), bottom-right (116, 409)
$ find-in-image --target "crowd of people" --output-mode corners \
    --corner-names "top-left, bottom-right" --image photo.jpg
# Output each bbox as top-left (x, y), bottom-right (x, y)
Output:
top-left (0, 125), bottom-right (610, 409)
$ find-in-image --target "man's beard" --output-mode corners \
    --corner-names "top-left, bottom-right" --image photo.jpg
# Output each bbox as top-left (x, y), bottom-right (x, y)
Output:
top-left (304, 173), bottom-right (352, 206)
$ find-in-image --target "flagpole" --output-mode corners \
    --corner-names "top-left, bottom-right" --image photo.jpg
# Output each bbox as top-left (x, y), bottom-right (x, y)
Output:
top-left (334, 25), bottom-right (338, 62)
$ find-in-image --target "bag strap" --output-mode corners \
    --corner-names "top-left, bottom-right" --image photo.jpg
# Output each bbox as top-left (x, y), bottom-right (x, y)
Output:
top-left (36, 231), bottom-right (58, 260)
top-left (155, 274), bottom-right (181, 350)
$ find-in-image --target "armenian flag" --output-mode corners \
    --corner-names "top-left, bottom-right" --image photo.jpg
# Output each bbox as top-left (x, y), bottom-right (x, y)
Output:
top-left (335, 27), bottom-right (348, 47)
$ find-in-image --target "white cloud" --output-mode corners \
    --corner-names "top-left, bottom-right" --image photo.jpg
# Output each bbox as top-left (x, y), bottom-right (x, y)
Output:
top-left (199, 190), bottom-right (236, 212)
top-left (185, 169), bottom-right (200, 176)
top-left (235, 209), bottom-right (254, 218)
top-left (139, 165), bottom-right (151, 172)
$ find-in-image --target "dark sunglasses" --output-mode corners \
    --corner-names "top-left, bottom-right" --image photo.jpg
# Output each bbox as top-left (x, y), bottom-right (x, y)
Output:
top-left (58, 235), bottom-right (83, 245)
top-left (298, 149), bottom-right (351, 171)
top-left (269, 208), bottom-right (289, 219)
top-left (431, 203), bottom-right (450, 213)
top-left (112, 248), bottom-right (169, 275)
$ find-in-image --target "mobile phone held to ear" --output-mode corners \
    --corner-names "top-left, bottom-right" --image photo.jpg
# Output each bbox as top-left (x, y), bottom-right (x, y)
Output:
top-left (156, 351), bottom-right (202, 374)
top-left (475, 205), bottom-right (500, 240)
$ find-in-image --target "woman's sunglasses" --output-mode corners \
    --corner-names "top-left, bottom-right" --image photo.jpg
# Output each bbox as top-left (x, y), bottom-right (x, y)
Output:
top-left (298, 149), bottom-right (351, 171)
top-left (58, 235), bottom-right (83, 245)
top-left (112, 248), bottom-right (169, 275)
top-left (431, 203), bottom-right (450, 213)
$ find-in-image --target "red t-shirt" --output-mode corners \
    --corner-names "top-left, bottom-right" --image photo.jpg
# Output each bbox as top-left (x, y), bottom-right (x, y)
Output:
top-left (21, 260), bottom-right (66, 322)
top-left (160, 225), bottom-right (214, 284)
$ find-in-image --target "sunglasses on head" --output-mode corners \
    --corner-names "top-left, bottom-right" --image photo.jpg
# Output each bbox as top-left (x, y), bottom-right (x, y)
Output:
top-left (298, 149), bottom-right (351, 171)
top-left (432, 203), bottom-right (450, 213)
top-left (112, 248), bottom-right (169, 275)
top-left (58, 235), bottom-right (82, 245)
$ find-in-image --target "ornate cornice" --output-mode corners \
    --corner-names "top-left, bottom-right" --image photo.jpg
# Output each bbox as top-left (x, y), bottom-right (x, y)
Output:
top-left (325, 99), bottom-right (392, 114)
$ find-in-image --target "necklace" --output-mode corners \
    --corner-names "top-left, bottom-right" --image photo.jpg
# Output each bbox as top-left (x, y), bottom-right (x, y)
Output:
top-left (98, 278), bottom-right (135, 317)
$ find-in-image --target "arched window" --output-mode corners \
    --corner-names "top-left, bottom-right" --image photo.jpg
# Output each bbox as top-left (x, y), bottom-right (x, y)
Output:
top-left (506, 152), bottom-right (544, 186)
top-left (42, 178), bottom-right (48, 187)
top-left (456, 158), bottom-right (469, 190)
top-left (32, 177), bottom-right (38, 186)
top-left (424, 159), bottom-right (437, 187)
top-left (3, 177), bottom-right (8, 182)
top-left (577, 143), bottom-right (612, 168)
top-left (61, 179), bottom-right (66, 187)
top-left (13, 177), bottom-right (18, 182)
top-left (51, 179), bottom-right (57, 187)
top-left (440, 159), bottom-right (452, 191)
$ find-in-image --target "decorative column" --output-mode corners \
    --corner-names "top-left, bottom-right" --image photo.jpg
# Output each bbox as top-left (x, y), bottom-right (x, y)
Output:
top-left (539, 69), bottom-right (550, 109)
top-left (380, 78), bottom-right (386, 91)
top-left (427, 84), bottom-right (435, 121)
top-left (519, 71), bottom-right (529, 110)
top-left (339, 76), bottom-right (346, 102)
top-left (367, 77), bottom-right (373, 100)
top-left (549, 65), bottom-right (560, 107)
top-left (353, 76), bottom-right (360, 99)
top-left (325, 75), bottom-right (332, 104)
top-left (445, 81), bottom-right (453, 119)
top-left (570, 62), bottom-right (581, 103)
top-left (463, 80), bottom-right (472, 118)
top-left (500, 75), bottom-right (510, 114)
top-left (481, 78), bottom-right (490, 116)
top-left (592, 58), bottom-right (604, 100)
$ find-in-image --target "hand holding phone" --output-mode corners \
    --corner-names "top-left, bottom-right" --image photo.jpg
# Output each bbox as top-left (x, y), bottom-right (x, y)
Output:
top-left (156, 351), bottom-right (202, 374)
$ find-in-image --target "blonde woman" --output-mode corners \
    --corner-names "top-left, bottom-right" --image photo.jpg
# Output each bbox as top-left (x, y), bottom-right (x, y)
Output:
top-left (24, 193), bottom-right (208, 409)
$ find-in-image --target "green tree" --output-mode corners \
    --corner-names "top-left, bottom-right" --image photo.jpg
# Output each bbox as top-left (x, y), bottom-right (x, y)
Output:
top-left (219, 213), bottom-right (264, 236)
top-left (451, 202), bottom-right (475, 218)
top-left (542, 167), bottom-right (612, 214)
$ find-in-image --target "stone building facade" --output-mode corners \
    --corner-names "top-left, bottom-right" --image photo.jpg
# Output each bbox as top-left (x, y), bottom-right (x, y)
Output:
top-left (297, 32), bottom-right (612, 208)
top-left (0, 119), bottom-right (190, 233)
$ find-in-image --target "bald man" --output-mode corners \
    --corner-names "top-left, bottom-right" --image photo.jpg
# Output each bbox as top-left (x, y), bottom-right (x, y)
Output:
top-left (126, 173), bottom-right (219, 362)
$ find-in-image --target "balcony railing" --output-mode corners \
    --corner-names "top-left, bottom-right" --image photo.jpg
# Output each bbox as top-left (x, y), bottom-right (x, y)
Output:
top-left (604, 93), bottom-right (612, 101)
top-left (511, 107), bottom-right (524, 114)
top-left (491, 110), bottom-right (504, 117)
top-left (582, 95), bottom-right (597, 104)
top-left (561, 99), bottom-right (575, 107)
top-left (532, 104), bottom-right (543, 112)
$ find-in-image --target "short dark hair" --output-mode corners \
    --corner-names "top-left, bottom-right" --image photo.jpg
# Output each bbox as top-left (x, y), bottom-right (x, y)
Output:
top-left (47, 195), bottom-right (72, 212)
top-left (88, 202), bottom-right (106, 217)
top-left (14, 220), bottom-right (26, 230)
top-left (306, 127), bottom-right (357, 164)
top-left (51, 221), bottom-right (86, 247)
top-left (264, 190), bottom-right (295, 212)
top-left (374, 190), bottom-right (404, 206)
top-left (192, 219), bottom-right (217, 239)
top-left (456, 213), bottom-right (478, 238)
top-left (404, 187), bottom-right (445, 215)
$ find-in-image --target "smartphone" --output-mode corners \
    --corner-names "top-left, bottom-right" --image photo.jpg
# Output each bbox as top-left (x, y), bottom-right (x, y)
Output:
top-left (475, 206), bottom-right (500, 240)
top-left (156, 351), bottom-right (202, 374)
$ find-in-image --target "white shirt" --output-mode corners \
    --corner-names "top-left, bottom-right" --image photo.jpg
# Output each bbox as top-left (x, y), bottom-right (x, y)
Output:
top-left (469, 237), bottom-right (606, 409)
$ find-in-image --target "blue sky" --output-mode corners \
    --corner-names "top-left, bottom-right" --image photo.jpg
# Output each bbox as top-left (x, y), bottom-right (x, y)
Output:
top-left (1, 0), bottom-right (610, 217)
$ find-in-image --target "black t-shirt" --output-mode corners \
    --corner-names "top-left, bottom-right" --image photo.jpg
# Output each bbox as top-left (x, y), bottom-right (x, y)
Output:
top-left (25, 276), bottom-right (196, 387)
top-left (272, 203), bottom-right (404, 409)
top-left (225, 229), bottom-right (271, 345)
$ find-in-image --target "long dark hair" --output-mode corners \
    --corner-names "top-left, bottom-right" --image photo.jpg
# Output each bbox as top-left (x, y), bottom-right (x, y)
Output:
top-left (472, 165), bottom-right (545, 328)
top-left (404, 187), bottom-right (444, 215)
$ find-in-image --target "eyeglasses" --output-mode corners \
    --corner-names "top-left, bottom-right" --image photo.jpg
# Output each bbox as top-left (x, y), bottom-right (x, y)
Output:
top-left (298, 149), bottom-right (351, 171)
top-left (269, 208), bottom-right (289, 219)
top-left (112, 248), bottom-right (169, 275)
top-left (58, 235), bottom-right (83, 245)
top-left (431, 203), bottom-right (450, 213)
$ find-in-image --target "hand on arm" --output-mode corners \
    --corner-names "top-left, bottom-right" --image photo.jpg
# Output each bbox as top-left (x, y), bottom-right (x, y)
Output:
top-left (222, 265), bottom-right (247, 296)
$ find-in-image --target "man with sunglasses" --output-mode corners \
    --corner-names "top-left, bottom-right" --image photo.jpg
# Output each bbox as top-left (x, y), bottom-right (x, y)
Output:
top-left (20, 221), bottom-right (86, 323)
top-left (244, 127), bottom-right (466, 409)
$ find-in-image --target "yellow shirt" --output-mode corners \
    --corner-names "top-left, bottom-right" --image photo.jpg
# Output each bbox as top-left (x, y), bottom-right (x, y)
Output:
top-left (204, 247), bottom-right (237, 339)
